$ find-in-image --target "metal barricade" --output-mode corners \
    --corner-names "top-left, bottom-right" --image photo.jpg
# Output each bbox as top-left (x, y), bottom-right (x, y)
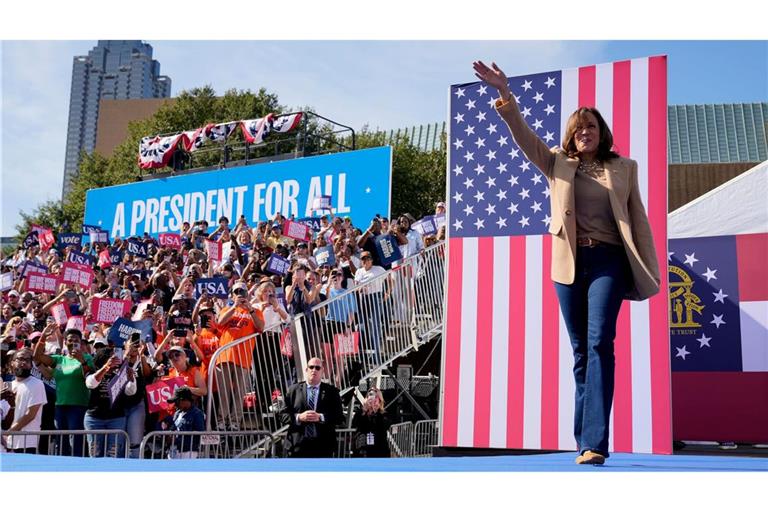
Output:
top-left (2, 430), bottom-right (129, 458)
top-left (291, 242), bottom-right (446, 396)
top-left (204, 241), bottom-right (446, 434)
top-left (139, 430), bottom-right (274, 459)
top-left (387, 421), bottom-right (415, 458)
top-left (413, 419), bottom-right (439, 457)
top-left (335, 428), bottom-right (356, 458)
top-left (205, 320), bottom-right (299, 432)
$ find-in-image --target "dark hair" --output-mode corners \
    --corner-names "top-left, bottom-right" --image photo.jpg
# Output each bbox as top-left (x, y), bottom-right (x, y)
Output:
top-left (92, 347), bottom-right (114, 368)
top-left (561, 107), bottom-right (620, 161)
top-left (64, 328), bottom-right (83, 340)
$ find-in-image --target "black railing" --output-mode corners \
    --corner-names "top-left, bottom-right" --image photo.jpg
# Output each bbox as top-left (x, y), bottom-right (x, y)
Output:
top-left (140, 111), bottom-right (356, 180)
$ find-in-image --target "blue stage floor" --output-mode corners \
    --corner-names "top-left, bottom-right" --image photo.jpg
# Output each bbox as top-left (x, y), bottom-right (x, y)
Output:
top-left (2, 452), bottom-right (766, 472)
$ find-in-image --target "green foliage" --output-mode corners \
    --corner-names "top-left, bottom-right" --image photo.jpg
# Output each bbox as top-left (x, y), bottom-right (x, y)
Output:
top-left (356, 129), bottom-right (446, 220)
top-left (16, 85), bottom-right (448, 239)
top-left (15, 200), bottom-right (71, 241)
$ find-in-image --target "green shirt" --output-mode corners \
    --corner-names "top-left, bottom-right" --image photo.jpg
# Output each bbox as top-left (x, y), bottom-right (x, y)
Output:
top-left (50, 354), bottom-right (94, 406)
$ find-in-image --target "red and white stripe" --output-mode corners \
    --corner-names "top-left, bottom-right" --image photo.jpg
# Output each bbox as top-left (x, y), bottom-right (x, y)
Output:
top-left (440, 56), bottom-right (672, 454)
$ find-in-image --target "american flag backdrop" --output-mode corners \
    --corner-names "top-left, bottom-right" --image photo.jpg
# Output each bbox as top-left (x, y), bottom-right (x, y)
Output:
top-left (440, 56), bottom-right (672, 454)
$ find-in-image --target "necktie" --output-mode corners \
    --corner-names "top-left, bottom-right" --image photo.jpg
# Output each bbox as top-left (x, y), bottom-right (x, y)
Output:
top-left (306, 386), bottom-right (317, 438)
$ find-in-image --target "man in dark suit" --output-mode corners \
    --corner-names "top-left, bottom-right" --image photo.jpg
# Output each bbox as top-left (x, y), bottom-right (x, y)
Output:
top-left (280, 357), bottom-right (343, 458)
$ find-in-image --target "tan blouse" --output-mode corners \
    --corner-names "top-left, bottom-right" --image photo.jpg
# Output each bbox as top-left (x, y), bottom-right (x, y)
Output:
top-left (574, 168), bottom-right (622, 246)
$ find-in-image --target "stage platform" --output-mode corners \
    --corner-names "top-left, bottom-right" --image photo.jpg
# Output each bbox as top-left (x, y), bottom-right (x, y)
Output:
top-left (2, 452), bottom-right (766, 472)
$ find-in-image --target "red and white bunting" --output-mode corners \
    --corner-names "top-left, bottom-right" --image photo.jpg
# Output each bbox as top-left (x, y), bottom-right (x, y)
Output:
top-left (241, 114), bottom-right (274, 144)
top-left (206, 122), bottom-right (239, 143)
top-left (138, 134), bottom-right (184, 170)
top-left (181, 126), bottom-right (206, 152)
top-left (272, 113), bottom-right (303, 133)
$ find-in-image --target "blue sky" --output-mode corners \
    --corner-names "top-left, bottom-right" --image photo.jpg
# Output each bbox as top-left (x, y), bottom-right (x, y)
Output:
top-left (2, 40), bottom-right (766, 235)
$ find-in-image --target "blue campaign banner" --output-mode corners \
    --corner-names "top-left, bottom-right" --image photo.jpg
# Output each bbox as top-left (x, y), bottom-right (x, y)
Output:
top-left (57, 233), bottom-right (83, 250)
top-left (314, 246), bottom-right (336, 267)
top-left (374, 234), bottom-right (402, 267)
top-left (195, 277), bottom-right (229, 299)
top-left (67, 250), bottom-right (95, 266)
top-left (266, 253), bottom-right (291, 275)
top-left (108, 318), bottom-right (154, 347)
top-left (296, 217), bottom-right (322, 232)
top-left (126, 240), bottom-right (148, 257)
top-left (412, 215), bottom-right (437, 236)
top-left (110, 250), bottom-right (124, 265)
top-left (84, 146), bottom-right (393, 239)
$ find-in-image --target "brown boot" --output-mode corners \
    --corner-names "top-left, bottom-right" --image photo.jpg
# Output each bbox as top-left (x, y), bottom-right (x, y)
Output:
top-left (575, 450), bottom-right (605, 465)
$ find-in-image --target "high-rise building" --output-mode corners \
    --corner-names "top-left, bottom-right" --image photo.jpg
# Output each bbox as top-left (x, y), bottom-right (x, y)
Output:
top-left (62, 41), bottom-right (171, 198)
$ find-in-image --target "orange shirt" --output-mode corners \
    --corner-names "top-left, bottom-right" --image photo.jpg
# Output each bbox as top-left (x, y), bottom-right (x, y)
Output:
top-left (169, 364), bottom-right (202, 390)
top-left (197, 327), bottom-right (221, 387)
top-left (217, 305), bottom-right (263, 368)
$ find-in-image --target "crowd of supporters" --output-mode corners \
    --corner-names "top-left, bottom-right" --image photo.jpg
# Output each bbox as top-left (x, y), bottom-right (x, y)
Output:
top-left (0, 203), bottom-right (445, 457)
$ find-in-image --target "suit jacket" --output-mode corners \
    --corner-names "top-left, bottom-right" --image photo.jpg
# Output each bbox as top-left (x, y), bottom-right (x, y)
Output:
top-left (495, 98), bottom-right (660, 301)
top-left (280, 381), bottom-right (344, 456)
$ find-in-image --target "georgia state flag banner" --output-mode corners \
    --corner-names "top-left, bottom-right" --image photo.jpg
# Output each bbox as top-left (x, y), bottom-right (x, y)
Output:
top-left (669, 233), bottom-right (768, 372)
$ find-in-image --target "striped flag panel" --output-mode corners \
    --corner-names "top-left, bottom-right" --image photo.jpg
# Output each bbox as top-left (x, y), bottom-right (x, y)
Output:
top-left (440, 56), bottom-right (672, 454)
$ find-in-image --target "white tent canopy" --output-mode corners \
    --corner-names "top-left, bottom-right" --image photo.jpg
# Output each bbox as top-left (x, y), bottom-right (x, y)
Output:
top-left (669, 160), bottom-right (768, 238)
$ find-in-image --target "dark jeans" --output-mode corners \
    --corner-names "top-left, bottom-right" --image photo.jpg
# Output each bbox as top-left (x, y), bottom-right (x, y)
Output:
top-left (554, 244), bottom-right (631, 457)
top-left (54, 405), bottom-right (87, 456)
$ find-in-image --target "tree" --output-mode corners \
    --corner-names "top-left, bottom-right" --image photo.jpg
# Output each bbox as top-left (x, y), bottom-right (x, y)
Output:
top-left (16, 84), bottom-right (449, 238)
top-left (356, 129), bottom-right (447, 220)
top-left (15, 200), bottom-right (71, 241)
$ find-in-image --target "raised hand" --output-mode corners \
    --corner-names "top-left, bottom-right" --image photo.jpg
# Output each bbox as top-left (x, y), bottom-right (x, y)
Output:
top-left (472, 60), bottom-right (511, 98)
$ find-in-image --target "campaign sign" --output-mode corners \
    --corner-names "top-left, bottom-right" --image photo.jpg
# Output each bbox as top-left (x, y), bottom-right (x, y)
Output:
top-left (90, 230), bottom-right (109, 244)
top-left (107, 362), bottom-right (130, 407)
top-left (66, 316), bottom-right (85, 332)
top-left (311, 195), bottom-right (332, 211)
top-left (314, 246), bottom-right (336, 267)
top-left (0, 272), bottom-right (13, 292)
top-left (126, 240), bottom-right (148, 257)
top-left (266, 253), bottom-right (291, 275)
top-left (374, 234), bottom-right (402, 267)
top-left (195, 277), bottom-right (229, 299)
top-left (205, 239), bottom-right (223, 261)
top-left (84, 146), bottom-right (392, 238)
top-left (50, 302), bottom-right (70, 326)
top-left (33, 226), bottom-right (56, 252)
top-left (159, 233), bottom-right (182, 249)
top-left (280, 327), bottom-right (293, 357)
top-left (25, 272), bottom-right (59, 293)
top-left (132, 300), bottom-right (153, 321)
top-left (333, 331), bottom-right (360, 356)
top-left (145, 377), bottom-right (186, 414)
top-left (67, 250), bottom-right (95, 266)
top-left (283, 220), bottom-right (310, 242)
top-left (21, 261), bottom-right (48, 278)
top-left (110, 250), bottom-right (124, 266)
top-left (108, 317), bottom-right (154, 347)
top-left (23, 232), bottom-right (39, 248)
top-left (98, 249), bottom-right (112, 269)
top-left (296, 217), bottom-right (322, 232)
top-left (82, 224), bottom-right (101, 234)
top-left (434, 213), bottom-right (446, 230)
top-left (92, 297), bottom-right (132, 324)
top-left (57, 233), bottom-right (83, 250)
top-left (412, 216), bottom-right (437, 236)
top-left (274, 286), bottom-right (287, 311)
top-left (61, 262), bottom-right (95, 288)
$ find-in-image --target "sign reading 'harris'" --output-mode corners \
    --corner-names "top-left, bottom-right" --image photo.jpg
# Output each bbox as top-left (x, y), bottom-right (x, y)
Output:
top-left (84, 147), bottom-right (392, 238)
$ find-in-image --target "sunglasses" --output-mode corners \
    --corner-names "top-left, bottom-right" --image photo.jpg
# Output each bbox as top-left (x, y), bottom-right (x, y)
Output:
top-left (170, 351), bottom-right (184, 359)
top-left (307, 365), bottom-right (322, 371)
